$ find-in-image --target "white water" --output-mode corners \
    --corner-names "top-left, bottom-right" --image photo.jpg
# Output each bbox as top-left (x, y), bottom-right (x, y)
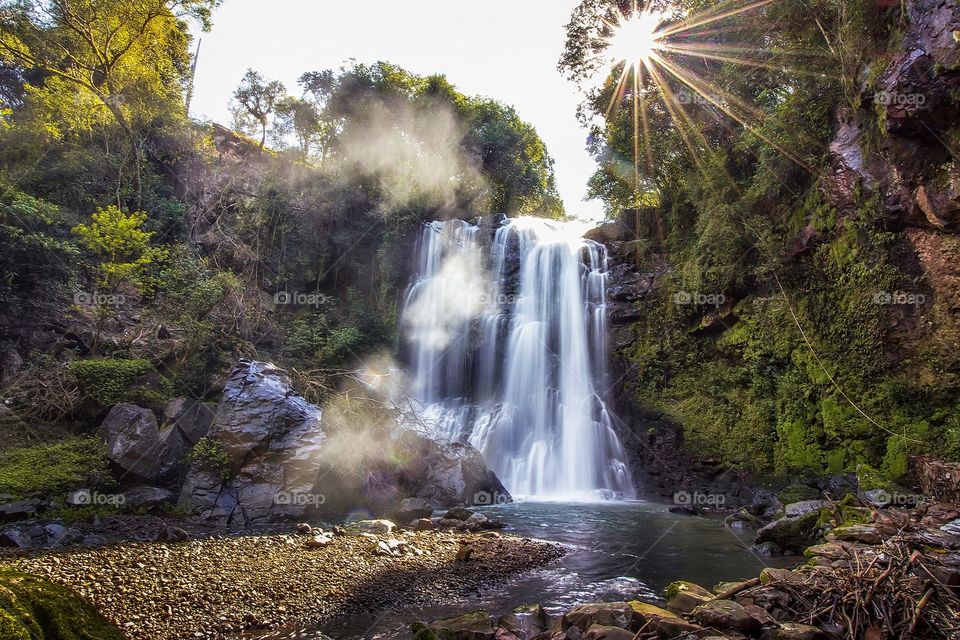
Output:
top-left (400, 216), bottom-right (633, 500)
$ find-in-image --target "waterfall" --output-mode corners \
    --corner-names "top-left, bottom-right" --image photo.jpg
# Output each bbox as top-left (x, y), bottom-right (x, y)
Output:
top-left (400, 216), bottom-right (633, 500)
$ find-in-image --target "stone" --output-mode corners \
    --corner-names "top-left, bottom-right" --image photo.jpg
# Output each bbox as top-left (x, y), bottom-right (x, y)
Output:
top-left (497, 604), bottom-right (549, 639)
top-left (456, 544), bottom-right (475, 562)
top-left (804, 540), bottom-right (873, 562)
top-left (665, 581), bottom-right (714, 614)
top-left (627, 601), bottom-right (677, 623)
top-left (412, 518), bottom-right (435, 531)
top-left (753, 542), bottom-right (783, 557)
top-left (769, 623), bottom-right (827, 640)
top-left (305, 533), bottom-right (332, 549)
top-left (742, 603), bottom-right (775, 628)
top-left (420, 611), bottom-right (496, 640)
top-left (156, 526), bottom-right (189, 543)
top-left (120, 486), bottom-right (174, 512)
top-left (439, 518), bottom-right (466, 529)
top-left (347, 519), bottom-right (396, 535)
top-left (827, 525), bottom-right (882, 545)
top-left (446, 506), bottom-right (473, 521)
top-left (583, 625), bottom-right (634, 640)
top-left (647, 616), bottom-right (709, 638)
top-left (396, 497), bottom-right (433, 522)
top-left (755, 510), bottom-right (823, 554)
top-left (759, 568), bottom-right (804, 586)
top-left (692, 600), bottom-right (760, 635)
top-left (784, 500), bottom-right (827, 518)
top-left (296, 522), bottom-right (313, 535)
top-left (0, 498), bottom-right (41, 523)
top-left (99, 404), bottom-right (172, 484)
top-left (563, 602), bottom-right (634, 632)
top-left (176, 361), bottom-right (326, 527)
top-left (0, 527), bottom-right (32, 548)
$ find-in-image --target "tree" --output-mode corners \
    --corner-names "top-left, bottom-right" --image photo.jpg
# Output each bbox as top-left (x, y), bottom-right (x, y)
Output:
top-left (0, 0), bottom-right (221, 204)
top-left (275, 96), bottom-right (320, 159)
top-left (231, 69), bottom-right (286, 151)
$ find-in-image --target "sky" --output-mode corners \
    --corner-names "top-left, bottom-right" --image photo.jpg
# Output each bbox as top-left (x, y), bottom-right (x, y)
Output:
top-left (188, 0), bottom-right (607, 221)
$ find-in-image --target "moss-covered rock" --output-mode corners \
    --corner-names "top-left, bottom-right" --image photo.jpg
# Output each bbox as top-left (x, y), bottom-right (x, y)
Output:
top-left (0, 569), bottom-right (123, 640)
top-left (755, 509), bottom-right (825, 554)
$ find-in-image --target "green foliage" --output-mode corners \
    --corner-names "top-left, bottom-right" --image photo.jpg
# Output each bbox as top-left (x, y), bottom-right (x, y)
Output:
top-left (72, 206), bottom-right (168, 292)
top-left (186, 437), bottom-right (231, 480)
top-left (69, 359), bottom-right (171, 408)
top-left (0, 569), bottom-right (124, 640)
top-left (0, 438), bottom-right (112, 499)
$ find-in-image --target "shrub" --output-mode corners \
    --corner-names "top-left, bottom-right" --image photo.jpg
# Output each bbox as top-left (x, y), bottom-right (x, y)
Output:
top-left (186, 437), bottom-right (232, 480)
top-left (69, 358), bottom-right (171, 407)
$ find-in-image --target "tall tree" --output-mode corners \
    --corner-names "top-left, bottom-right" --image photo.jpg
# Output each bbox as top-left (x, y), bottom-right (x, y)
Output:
top-left (231, 69), bottom-right (285, 151)
top-left (0, 0), bottom-right (221, 203)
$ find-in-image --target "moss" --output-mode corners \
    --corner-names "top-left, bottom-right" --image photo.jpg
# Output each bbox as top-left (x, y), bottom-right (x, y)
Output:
top-left (778, 484), bottom-right (822, 505)
top-left (70, 358), bottom-right (172, 408)
top-left (0, 569), bottom-right (124, 640)
top-left (185, 437), bottom-right (232, 480)
top-left (0, 438), bottom-right (112, 499)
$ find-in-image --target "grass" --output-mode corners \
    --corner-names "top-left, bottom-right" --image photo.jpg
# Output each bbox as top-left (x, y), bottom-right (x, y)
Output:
top-left (0, 437), bottom-right (112, 499)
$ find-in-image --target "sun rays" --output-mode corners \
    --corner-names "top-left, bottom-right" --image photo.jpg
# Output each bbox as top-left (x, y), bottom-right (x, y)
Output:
top-left (594, 0), bottom-right (830, 195)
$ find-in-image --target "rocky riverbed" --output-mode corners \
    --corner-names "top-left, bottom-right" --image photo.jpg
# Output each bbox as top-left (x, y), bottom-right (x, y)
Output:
top-left (1, 526), bottom-right (563, 639)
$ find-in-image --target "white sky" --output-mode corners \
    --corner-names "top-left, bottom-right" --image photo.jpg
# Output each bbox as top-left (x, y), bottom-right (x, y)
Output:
top-left (188, 0), bottom-right (606, 221)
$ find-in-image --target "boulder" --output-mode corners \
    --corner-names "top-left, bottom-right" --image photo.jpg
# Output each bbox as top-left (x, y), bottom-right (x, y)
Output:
top-left (0, 498), bottom-right (41, 524)
top-left (784, 500), bottom-right (827, 518)
top-left (446, 506), bottom-right (474, 521)
top-left (99, 404), bottom-right (174, 484)
top-left (176, 361), bottom-right (326, 527)
top-left (665, 581), bottom-right (714, 614)
top-left (563, 602), bottom-right (635, 632)
top-left (498, 604), bottom-right (550, 639)
top-left (692, 600), bottom-right (760, 635)
top-left (413, 518), bottom-right (436, 531)
top-left (627, 601), bottom-right (677, 623)
top-left (755, 510), bottom-right (823, 554)
top-left (396, 497), bottom-right (434, 522)
top-left (827, 524), bottom-right (882, 545)
top-left (155, 397), bottom-right (215, 475)
top-left (0, 522), bottom-right (80, 549)
top-left (583, 625), bottom-right (634, 640)
top-left (416, 611), bottom-right (496, 640)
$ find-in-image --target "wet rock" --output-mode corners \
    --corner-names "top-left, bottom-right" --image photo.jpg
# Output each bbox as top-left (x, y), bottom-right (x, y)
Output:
top-left (665, 581), bottom-right (714, 614)
top-left (413, 518), bottom-right (435, 531)
top-left (396, 497), bottom-right (434, 522)
top-left (416, 610), bottom-right (496, 640)
top-left (498, 604), bottom-right (549, 639)
top-left (827, 524), bottom-right (882, 545)
top-left (692, 600), bottom-right (760, 636)
top-left (647, 616), bottom-right (709, 638)
top-left (582, 624), bottom-right (633, 640)
top-left (446, 507), bottom-right (473, 521)
top-left (753, 542), bottom-right (783, 557)
top-left (755, 510), bottom-right (823, 554)
top-left (725, 509), bottom-right (763, 529)
top-left (177, 361), bottom-right (326, 527)
top-left (784, 501), bottom-right (827, 518)
top-left (563, 602), bottom-right (634, 632)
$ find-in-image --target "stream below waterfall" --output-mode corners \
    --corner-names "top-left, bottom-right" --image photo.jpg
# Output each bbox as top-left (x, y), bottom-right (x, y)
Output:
top-left (316, 500), bottom-right (793, 639)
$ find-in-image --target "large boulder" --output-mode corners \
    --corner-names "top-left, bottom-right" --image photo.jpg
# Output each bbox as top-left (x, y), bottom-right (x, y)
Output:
top-left (154, 397), bottom-right (215, 473)
top-left (755, 509), bottom-right (824, 555)
top-left (99, 404), bottom-right (181, 484)
top-left (177, 361), bottom-right (326, 527)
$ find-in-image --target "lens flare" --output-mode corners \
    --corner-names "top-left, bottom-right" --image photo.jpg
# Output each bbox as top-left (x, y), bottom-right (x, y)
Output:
top-left (604, 9), bottom-right (666, 68)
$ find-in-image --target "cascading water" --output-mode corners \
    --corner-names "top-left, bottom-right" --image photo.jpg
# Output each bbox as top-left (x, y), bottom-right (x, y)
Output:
top-left (400, 216), bottom-right (633, 500)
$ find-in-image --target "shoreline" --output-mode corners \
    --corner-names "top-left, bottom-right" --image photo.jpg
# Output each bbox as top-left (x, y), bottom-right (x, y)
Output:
top-left (2, 528), bottom-right (564, 640)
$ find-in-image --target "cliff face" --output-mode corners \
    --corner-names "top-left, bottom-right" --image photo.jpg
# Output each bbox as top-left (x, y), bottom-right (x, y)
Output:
top-left (597, 0), bottom-right (960, 501)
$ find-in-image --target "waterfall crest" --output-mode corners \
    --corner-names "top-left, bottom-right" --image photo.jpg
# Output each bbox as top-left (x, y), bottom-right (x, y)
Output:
top-left (401, 216), bottom-right (633, 500)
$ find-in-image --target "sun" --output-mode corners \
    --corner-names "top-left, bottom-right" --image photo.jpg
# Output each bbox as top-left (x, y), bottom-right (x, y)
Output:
top-left (605, 9), bottom-right (666, 67)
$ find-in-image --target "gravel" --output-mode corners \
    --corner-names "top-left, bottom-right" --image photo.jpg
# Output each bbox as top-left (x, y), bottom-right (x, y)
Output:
top-left (2, 529), bottom-right (564, 639)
